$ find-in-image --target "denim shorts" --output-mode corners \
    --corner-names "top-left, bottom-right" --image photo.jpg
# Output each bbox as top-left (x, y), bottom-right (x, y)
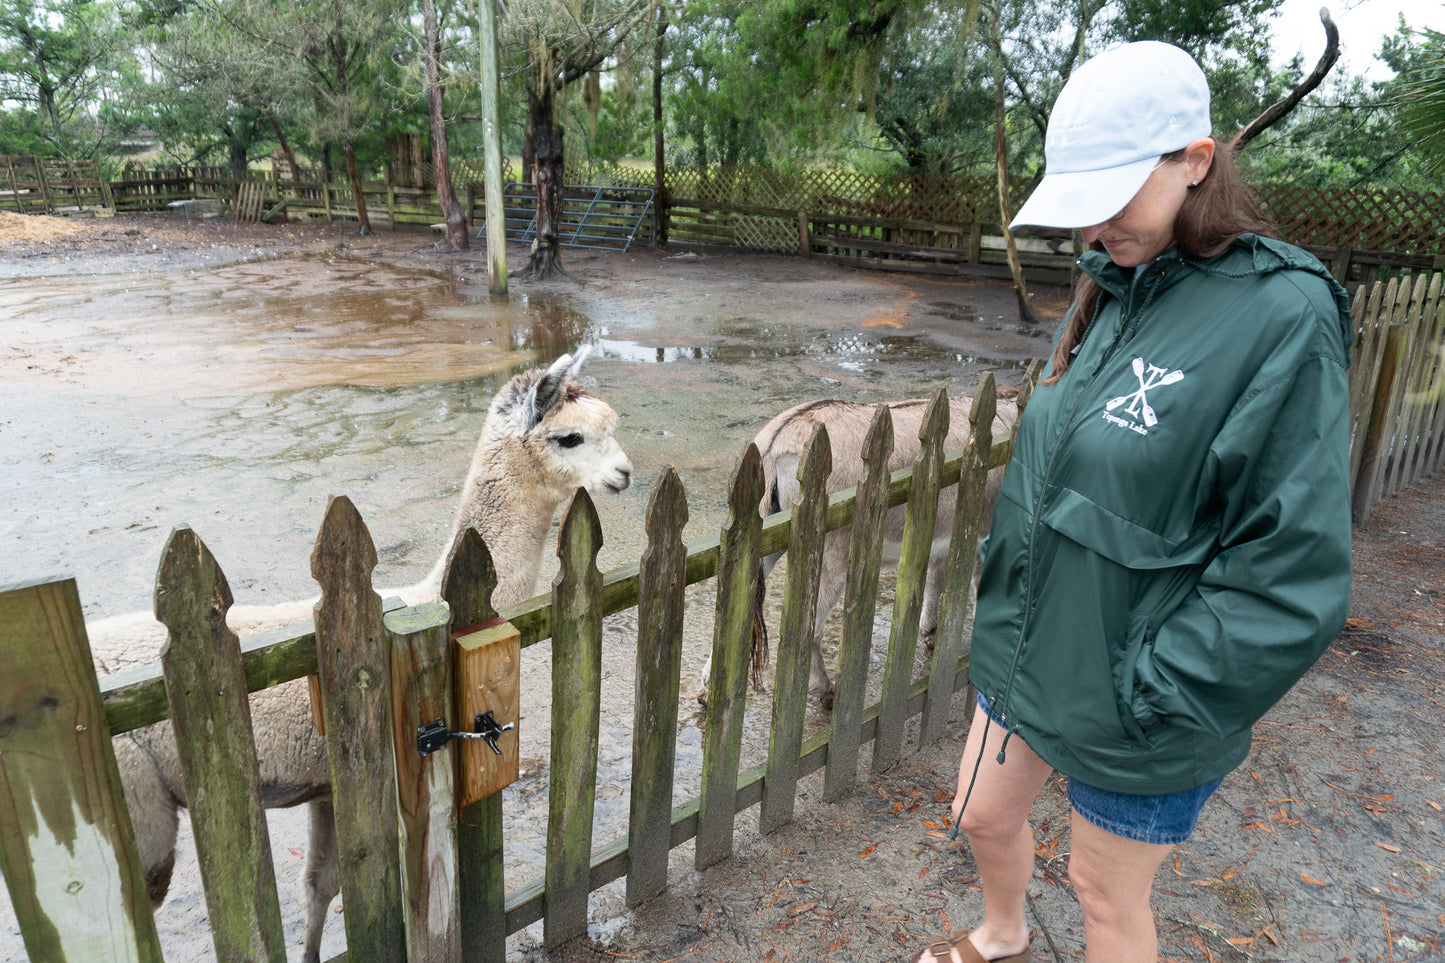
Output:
top-left (976, 693), bottom-right (1220, 845)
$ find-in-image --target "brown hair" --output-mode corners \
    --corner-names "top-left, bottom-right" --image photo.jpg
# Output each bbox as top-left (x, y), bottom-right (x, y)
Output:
top-left (1041, 139), bottom-right (1277, 385)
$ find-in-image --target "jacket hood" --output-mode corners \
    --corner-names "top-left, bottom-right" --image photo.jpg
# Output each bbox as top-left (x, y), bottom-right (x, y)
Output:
top-left (1081, 233), bottom-right (1354, 358)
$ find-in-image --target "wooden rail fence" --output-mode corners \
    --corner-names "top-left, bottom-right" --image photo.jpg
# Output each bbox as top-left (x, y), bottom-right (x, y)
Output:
top-left (1, 376), bottom-right (1017, 962)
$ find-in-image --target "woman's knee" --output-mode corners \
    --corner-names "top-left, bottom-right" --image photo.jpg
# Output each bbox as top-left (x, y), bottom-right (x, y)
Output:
top-left (954, 796), bottom-right (1032, 844)
top-left (1067, 818), bottom-right (1167, 923)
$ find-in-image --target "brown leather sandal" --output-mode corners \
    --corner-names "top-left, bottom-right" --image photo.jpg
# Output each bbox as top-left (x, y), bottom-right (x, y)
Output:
top-left (911, 929), bottom-right (1030, 963)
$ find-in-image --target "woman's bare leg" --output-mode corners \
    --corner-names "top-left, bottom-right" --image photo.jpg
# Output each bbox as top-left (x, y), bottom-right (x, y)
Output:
top-left (1067, 809), bottom-right (1174, 963)
top-left (939, 702), bottom-right (1052, 961)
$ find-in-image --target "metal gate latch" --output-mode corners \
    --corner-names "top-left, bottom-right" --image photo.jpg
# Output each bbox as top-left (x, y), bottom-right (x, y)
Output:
top-left (416, 711), bottom-right (515, 757)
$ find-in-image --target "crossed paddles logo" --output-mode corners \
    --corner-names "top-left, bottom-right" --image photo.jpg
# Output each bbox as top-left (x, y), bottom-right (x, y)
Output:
top-left (1103, 357), bottom-right (1185, 432)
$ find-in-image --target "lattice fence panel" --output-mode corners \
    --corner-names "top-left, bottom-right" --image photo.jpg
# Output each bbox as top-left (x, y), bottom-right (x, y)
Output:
top-left (734, 213), bottom-right (796, 252)
top-left (1259, 184), bottom-right (1445, 253)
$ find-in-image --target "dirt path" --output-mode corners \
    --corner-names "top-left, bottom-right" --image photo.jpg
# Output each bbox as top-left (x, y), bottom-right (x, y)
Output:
top-left (1, 213), bottom-right (1440, 962)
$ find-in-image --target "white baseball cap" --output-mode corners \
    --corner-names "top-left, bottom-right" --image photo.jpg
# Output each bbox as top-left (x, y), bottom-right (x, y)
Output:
top-left (1010, 41), bottom-right (1212, 229)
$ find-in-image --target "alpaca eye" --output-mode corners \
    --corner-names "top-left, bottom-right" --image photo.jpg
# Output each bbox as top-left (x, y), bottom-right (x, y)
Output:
top-left (555, 432), bottom-right (584, 449)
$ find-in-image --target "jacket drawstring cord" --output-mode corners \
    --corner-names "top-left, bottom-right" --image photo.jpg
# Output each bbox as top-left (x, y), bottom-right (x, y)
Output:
top-left (946, 715), bottom-right (993, 841)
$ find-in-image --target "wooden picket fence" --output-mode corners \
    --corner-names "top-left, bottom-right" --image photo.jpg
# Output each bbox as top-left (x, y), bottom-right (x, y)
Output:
top-left (0, 377), bottom-right (1017, 962)
top-left (1348, 271), bottom-right (1445, 520)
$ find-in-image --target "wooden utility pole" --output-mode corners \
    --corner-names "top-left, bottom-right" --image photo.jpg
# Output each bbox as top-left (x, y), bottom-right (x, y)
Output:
top-left (479, 0), bottom-right (507, 294)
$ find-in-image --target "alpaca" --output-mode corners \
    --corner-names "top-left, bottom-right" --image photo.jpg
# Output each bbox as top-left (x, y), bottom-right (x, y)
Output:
top-left (696, 390), bottom-right (1017, 709)
top-left (87, 349), bottom-right (632, 963)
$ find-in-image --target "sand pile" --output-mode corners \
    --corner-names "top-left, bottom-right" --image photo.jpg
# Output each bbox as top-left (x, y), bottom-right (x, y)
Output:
top-left (0, 210), bottom-right (90, 244)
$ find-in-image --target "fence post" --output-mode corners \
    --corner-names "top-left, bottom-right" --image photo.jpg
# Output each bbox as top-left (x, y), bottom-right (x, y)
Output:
top-left (1353, 323), bottom-right (1406, 521)
top-left (922, 376), bottom-right (997, 747)
top-left (440, 529), bottom-right (508, 963)
top-left (875, 390), bottom-right (949, 773)
top-left (627, 468), bottom-right (689, 906)
top-left (155, 528), bottom-right (287, 963)
top-left (311, 496), bottom-right (406, 962)
top-left (824, 405), bottom-right (894, 801)
top-left (760, 424), bottom-right (830, 834)
top-left (798, 212), bottom-right (811, 257)
top-left (544, 489), bottom-right (605, 948)
top-left (696, 445), bottom-right (765, 870)
top-left (386, 601), bottom-right (461, 963)
top-left (0, 577), bottom-right (163, 963)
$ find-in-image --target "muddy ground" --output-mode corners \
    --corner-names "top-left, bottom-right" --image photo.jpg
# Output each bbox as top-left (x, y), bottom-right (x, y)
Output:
top-left (2, 213), bottom-right (1442, 962)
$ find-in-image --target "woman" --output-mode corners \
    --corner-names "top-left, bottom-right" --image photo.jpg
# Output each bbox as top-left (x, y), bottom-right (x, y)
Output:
top-left (915, 41), bottom-right (1353, 963)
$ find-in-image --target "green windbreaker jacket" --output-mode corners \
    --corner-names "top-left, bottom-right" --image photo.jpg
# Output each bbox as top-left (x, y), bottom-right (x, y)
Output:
top-left (969, 234), bottom-right (1354, 794)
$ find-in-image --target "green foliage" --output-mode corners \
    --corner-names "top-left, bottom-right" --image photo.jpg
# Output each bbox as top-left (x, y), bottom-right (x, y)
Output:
top-left (866, 13), bottom-right (994, 175)
top-left (1394, 26), bottom-right (1445, 183)
top-left (0, 0), bottom-right (141, 157)
top-left (1236, 19), bottom-right (1439, 191)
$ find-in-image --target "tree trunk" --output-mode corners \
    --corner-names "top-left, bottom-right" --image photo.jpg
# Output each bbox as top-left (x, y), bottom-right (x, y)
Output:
top-left (522, 112), bottom-right (535, 186)
top-left (478, 0), bottom-right (508, 293)
top-left (652, 0), bottom-right (668, 247)
top-left (227, 125), bottom-right (248, 179)
top-left (423, 0), bottom-right (468, 251)
top-left (520, 83), bottom-right (567, 280)
top-left (344, 138), bottom-right (373, 235)
top-left (989, 16), bottom-right (1036, 324)
top-left (266, 109), bottom-right (300, 182)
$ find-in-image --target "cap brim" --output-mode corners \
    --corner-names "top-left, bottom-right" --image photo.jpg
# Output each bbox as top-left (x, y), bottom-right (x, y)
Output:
top-left (1009, 155), bottom-right (1160, 230)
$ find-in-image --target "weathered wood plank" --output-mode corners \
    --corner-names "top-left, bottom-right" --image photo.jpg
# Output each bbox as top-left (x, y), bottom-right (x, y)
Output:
top-left (545, 490), bottom-right (605, 948)
top-left (824, 405), bottom-right (894, 800)
top-left (696, 444), bottom-right (765, 869)
top-left (441, 528), bottom-right (509, 963)
top-left (1398, 273), bottom-right (1445, 486)
top-left (760, 425), bottom-right (830, 833)
top-left (922, 377), bottom-right (996, 746)
top-left (454, 619), bottom-right (520, 806)
top-left (155, 529), bottom-right (286, 962)
top-left (627, 468), bottom-right (689, 905)
top-left (310, 496), bottom-right (405, 962)
top-left (1419, 290), bottom-right (1445, 475)
top-left (386, 602), bottom-right (460, 963)
top-left (0, 576), bottom-right (163, 963)
top-left (1356, 279), bottom-right (1417, 518)
top-left (874, 389), bottom-right (949, 773)
top-left (1348, 280), bottom-right (1389, 480)
top-left (1382, 273), bottom-right (1434, 496)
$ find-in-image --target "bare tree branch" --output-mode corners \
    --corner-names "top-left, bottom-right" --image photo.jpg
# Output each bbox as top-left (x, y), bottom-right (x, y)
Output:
top-left (1231, 7), bottom-right (1340, 151)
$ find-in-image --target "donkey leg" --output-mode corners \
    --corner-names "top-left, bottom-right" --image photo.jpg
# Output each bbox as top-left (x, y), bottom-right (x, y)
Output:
top-left (919, 554), bottom-right (949, 650)
top-left (302, 797), bottom-right (341, 963)
top-left (115, 735), bottom-right (181, 908)
top-left (808, 560), bottom-right (849, 709)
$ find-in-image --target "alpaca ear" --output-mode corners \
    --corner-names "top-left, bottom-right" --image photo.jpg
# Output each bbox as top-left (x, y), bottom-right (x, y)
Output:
top-left (522, 353), bottom-right (575, 430)
top-left (566, 344), bottom-right (593, 378)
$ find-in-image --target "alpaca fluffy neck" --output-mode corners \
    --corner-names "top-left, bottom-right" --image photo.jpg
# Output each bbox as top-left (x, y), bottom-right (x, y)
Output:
top-left (417, 429), bottom-right (565, 610)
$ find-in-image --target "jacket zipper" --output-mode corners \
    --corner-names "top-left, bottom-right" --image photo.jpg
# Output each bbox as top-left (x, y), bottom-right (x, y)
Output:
top-left (992, 269), bottom-right (1156, 757)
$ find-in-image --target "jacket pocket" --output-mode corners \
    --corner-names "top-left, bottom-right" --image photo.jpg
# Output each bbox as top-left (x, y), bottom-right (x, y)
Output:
top-left (1112, 617), bottom-right (1155, 748)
